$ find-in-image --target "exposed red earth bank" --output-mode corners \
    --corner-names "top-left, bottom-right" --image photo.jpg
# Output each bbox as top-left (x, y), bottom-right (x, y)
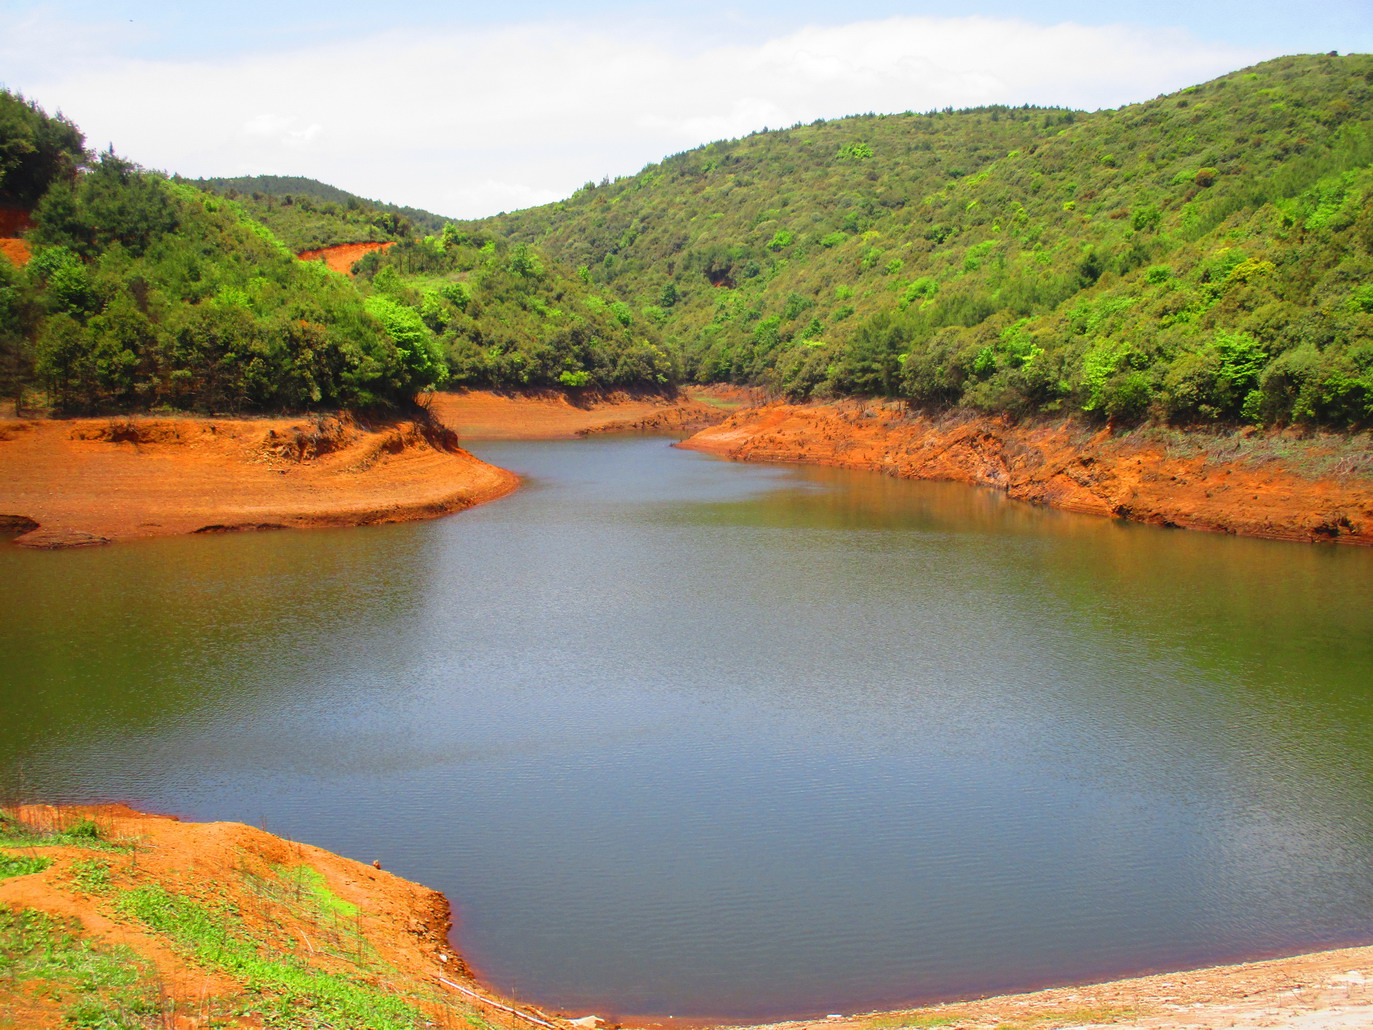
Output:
top-left (0, 390), bottom-right (731, 549)
top-left (0, 204), bottom-right (32, 266)
top-left (0, 413), bottom-right (517, 549)
top-left (0, 804), bottom-right (546, 1030)
top-left (3, 806), bottom-right (1371, 1030)
top-left (680, 401), bottom-right (1373, 546)
top-left (296, 240), bottom-right (395, 274)
top-left (424, 387), bottom-right (748, 440)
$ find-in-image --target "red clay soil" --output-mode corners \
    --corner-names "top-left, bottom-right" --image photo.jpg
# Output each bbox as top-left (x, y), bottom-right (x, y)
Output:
top-left (0, 413), bottom-right (516, 549)
top-left (0, 205), bottom-right (32, 267)
top-left (0, 804), bottom-right (551, 1030)
top-left (297, 240), bottom-right (395, 274)
top-left (0, 237), bottom-right (30, 266)
top-left (680, 401), bottom-right (1373, 546)
top-left (425, 388), bottom-right (739, 440)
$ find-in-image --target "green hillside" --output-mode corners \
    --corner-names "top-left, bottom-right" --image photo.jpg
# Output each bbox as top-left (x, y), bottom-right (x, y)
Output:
top-left (474, 53), bottom-right (1373, 428)
top-left (0, 95), bottom-right (674, 415)
top-left (191, 174), bottom-right (451, 250)
top-left (354, 228), bottom-right (674, 392)
top-left (1, 94), bottom-right (446, 415)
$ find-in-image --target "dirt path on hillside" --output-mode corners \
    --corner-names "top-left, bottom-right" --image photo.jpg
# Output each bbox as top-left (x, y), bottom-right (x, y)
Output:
top-left (0, 205), bottom-right (32, 267)
top-left (680, 401), bottom-right (1373, 546)
top-left (0, 413), bottom-right (516, 549)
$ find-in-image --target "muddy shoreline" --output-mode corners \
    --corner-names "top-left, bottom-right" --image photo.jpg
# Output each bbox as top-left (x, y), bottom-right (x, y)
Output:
top-left (680, 400), bottom-right (1373, 547)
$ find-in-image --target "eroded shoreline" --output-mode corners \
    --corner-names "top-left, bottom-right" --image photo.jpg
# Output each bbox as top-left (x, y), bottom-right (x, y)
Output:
top-left (680, 401), bottom-right (1373, 546)
top-left (0, 412), bottom-right (518, 549)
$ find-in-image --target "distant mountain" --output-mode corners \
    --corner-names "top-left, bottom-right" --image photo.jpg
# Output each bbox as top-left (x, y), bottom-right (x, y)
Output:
top-left (473, 53), bottom-right (1373, 428)
top-left (191, 175), bottom-right (451, 250)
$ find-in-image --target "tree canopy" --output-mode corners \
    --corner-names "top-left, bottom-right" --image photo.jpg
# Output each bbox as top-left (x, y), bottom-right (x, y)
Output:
top-left (474, 53), bottom-right (1373, 428)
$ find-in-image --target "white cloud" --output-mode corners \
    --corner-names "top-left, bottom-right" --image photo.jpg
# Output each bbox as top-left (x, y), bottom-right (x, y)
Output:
top-left (241, 114), bottom-right (324, 148)
top-left (3, 14), bottom-right (1268, 218)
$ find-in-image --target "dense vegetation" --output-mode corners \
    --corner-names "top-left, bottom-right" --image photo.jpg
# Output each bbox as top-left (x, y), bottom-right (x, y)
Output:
top-left (0, 92), bottom-right (445, 414)
top-left (475, 53), bottom-right (1373, 428)
top-left (191, 174), bottom-right (450, 251)
top-left (353, 227), bottom-right (675, 391)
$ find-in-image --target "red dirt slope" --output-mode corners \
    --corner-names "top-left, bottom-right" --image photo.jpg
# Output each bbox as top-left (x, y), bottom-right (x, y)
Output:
top-left (0, 804), bottom-right (555, 1030)
top-left (297, 240), bottom-right (395, 274)
top-left (0, 205), bottom-right (32, 266)
top-left (0, 413), bottom-right (516, 549)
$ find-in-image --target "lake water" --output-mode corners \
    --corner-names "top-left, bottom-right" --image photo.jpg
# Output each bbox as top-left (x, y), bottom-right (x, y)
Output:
top-left (4, 436), bottom-right (1373, 1022)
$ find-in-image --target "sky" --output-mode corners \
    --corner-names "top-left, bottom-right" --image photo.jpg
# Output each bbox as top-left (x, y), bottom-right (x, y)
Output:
top-left (2, 1), bottom-right (1370, 219)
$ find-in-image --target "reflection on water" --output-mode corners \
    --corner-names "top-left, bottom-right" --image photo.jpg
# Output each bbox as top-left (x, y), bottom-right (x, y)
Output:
top-left (3, 437), bottom-right (1372, 1021)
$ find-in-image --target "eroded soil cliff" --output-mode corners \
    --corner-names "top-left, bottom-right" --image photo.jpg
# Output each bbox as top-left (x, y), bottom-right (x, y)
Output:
top-left (681, 402), bottom-right (1373, 546)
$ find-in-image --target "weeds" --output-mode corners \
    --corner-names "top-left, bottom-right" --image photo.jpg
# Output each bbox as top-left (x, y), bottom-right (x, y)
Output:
top-left (866, 1013), bottom-right (966, 1029)
top-left (0, 851), bottom-right (52, 880)
top-left (0, 905), bottom-right (163, 1029)
top-left (69, 858), bottom-right (114, 893)
top-left (0, 809), bottom-right (132, 852)
top-left (1121, 425), bottom-right (1373, 480)
top-left (117, 882), bottom-right (429, 1029)
top-left (238, 861), bottom-right (377, 966)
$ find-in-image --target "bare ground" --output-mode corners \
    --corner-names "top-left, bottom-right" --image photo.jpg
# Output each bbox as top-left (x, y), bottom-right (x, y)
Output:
top-left (680, 401), bottom-right (1373, 546)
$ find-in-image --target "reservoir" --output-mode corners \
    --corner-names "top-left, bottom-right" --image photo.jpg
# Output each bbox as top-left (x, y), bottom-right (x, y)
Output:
top-left (3, 435), bottom-right (1372, 1022)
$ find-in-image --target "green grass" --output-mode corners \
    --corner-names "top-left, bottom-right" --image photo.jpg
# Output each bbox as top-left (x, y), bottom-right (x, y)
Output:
top-left (0, 905), bottom-right (162, 1029)
top-left (116, 882), bottom-right (430, 1030)
top-left (0, 810), bottom-right (132, 852)
top-left (0, 851), bottom-right (52, 880)
top-left (238, 862), bottom-right (377, 966)
top-left (1120, 425), bottom-right (1373, 479)
top-left (273, 863), bottom-right (360, 921)
top-left (68, 858), bottom-right (114, 893)
top-left (866, 1013), bottom-right (967, 1028)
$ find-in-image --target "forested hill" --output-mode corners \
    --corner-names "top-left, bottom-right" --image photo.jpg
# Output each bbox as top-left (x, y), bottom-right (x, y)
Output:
top-left (473, 53), bottom-right (1373, 429)
top-left (191, 175), bottom-right (451, 250)
top-left (1, 92), bottom-right (671, 415)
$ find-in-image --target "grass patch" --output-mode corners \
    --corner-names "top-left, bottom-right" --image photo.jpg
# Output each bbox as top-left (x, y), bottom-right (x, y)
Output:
top-left (866, 1013), bottom-right (967, 1028)
top-left (68, 858), bottom-right (114, 893)
top-left (0, 851), bottom-right (52, 880)
top-left (0, 905), bottom-right (162, 1029)
top-left (116, 882), bottom-right (428, 1030)
top-left (273, 863), bottom-right (360, 920)
top-left (692, 393), bottom-right (748, 410)
top-left (238, 862), bottom-right (377, 966)
top-left (0, 810), bottom-right (132, 852)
